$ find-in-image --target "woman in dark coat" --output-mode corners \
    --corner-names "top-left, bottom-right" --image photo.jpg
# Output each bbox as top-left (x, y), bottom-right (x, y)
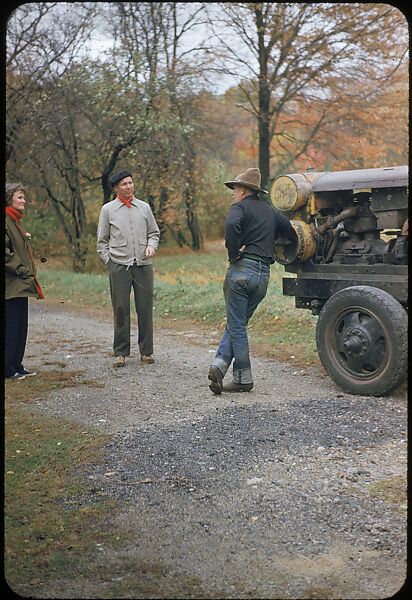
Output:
top-left (5, 182), bottom-right (44, 380)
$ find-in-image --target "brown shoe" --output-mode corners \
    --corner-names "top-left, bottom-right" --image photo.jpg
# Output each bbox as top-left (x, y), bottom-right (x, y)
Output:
top-left (141, 355), bottom-right (155, 364)
top-left (113, 355), bottom-right (125, 368)
top-left (208, 365), bottom-right (223, 395)
top-left (223, 381), bottom-right (253, 393)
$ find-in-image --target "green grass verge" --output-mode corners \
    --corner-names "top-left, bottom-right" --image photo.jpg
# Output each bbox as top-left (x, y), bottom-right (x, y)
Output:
top-left (37, 250), bottom-right (319, 366)
top-left (367, 476), bottom-right (407, 510)
top-left (4, 371), bottom-right (119, 591)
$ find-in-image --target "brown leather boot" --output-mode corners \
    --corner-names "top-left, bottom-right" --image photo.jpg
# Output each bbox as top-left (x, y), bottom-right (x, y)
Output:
top-left (141, 355), bottom-right (155, 364)
top-left (113, 356), bottom-right (125, 368)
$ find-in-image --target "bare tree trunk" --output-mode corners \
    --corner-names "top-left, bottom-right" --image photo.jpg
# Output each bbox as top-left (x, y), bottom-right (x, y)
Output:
top-left (185, 190), bottom-right (201, 250)
top-left (182, 143), bottom-right (202, 250)
top-left (36, 129), bottom-right (88, 273)
top-left (256, 5), bottom-right (270, 192)
top-left (147, 187), bottom-right (169, 244)
top-left (72, 240), bottom-right (87, 272)
top-left (166, 223), bottom-right (189, 248)
top-left (102, 172), bottom-right (113, 204)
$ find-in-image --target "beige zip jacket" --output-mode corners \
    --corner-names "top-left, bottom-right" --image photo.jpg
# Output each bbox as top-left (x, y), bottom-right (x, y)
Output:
top-left (97, 197), bottom-right (160, 266)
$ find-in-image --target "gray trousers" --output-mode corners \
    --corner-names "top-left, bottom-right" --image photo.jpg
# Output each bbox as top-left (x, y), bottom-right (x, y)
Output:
top-left (108, 261), bottom-right (154, 357)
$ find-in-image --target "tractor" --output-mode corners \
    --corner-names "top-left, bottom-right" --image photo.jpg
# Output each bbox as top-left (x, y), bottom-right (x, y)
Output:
top-left (271, 165), bottom-right (408, 396)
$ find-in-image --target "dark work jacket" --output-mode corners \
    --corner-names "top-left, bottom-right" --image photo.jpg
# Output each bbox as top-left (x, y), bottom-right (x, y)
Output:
top-left (224, 193), bottom-right (295, 263)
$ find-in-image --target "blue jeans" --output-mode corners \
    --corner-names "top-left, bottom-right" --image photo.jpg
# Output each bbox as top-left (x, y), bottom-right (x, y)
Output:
top-left (212, 258), bottom-right (270, 384)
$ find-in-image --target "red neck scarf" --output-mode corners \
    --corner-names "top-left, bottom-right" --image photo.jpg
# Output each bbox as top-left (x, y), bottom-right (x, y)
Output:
top-left (6, 206), bottom-right (24, 221)
top-left (5, 205), bottom-right (45, 299)
top-left (117, 195), bottom-right (133, 208)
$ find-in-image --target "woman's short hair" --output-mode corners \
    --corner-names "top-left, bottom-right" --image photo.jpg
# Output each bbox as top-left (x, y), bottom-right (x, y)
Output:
top-left (6, 182), bottom-right (25, 206)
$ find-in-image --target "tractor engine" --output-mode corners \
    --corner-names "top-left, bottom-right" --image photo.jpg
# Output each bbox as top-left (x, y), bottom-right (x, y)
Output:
top-left (270, 166), bottom-right (408, 397)
top-left (271, 166), bottom-right (408, 269)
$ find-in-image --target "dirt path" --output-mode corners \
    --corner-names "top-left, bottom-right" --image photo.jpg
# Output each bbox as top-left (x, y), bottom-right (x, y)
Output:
top-left (15, 302), bottom-right (407, 598)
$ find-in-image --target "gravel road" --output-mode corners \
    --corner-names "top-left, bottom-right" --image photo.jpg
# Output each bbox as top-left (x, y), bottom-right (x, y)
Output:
top-left (16, 301), bottom-right (407, 599)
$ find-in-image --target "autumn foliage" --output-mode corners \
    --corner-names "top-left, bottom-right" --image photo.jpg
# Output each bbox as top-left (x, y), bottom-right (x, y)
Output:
top-left (6, 2), bottom-right (408, 268)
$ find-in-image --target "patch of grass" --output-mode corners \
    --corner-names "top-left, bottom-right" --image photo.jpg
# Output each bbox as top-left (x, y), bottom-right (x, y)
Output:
top-left (97, 556), bottom-right (278, 600)
top-left (38, 249), bottom-right (318, 366)
top-left (5, 370), bottom-right (104, 405)
top-left (42, 360), bottom-right (69, 368)
top-left (303, 587), bottom-right (338, 600)
top-left (367, 476), bottom-right (407, 509)
top-left (97, 557), bottom-right (224, 599)
top-left (4, 370), bottom-right (117, 590)
top-left (37, 269), bottom-right (112, 308)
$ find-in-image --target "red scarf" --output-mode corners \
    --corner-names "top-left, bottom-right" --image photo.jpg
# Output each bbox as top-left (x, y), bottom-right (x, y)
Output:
top-left (5, 205), bottom-right (45, 299)
top-left (117, 195), bottom-right (133, 208)
top-left (6, 205), bottom-right (23, 221)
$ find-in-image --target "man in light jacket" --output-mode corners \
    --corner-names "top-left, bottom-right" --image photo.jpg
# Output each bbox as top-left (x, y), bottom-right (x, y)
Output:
top-left (97, 170), bottom-right (160, 368)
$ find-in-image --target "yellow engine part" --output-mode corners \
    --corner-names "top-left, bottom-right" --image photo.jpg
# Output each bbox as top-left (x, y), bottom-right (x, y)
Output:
top-left (274, 219), bottom-right (317, 265)
top-left (271, 173), bottom-right (312, 212)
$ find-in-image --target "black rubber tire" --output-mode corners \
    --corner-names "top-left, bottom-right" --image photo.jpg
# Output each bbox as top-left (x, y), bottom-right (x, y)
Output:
top-left (316, 285), bottom-right (408, 396)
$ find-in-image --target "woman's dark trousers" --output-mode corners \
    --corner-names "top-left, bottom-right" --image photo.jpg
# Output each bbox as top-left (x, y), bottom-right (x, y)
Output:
top-left (5, 297), bottom-right (28, 377)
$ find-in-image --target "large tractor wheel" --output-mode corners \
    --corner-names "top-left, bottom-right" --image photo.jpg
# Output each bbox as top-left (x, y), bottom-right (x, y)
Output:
top-left (316, 286), bottom-right (408, 396)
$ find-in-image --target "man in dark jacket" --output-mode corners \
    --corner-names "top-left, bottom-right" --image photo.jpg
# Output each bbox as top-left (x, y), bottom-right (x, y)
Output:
top-left (208, 168), bottom-right (296, 394)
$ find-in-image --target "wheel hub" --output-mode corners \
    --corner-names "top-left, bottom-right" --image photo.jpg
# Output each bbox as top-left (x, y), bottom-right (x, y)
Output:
top-left (342, 328), bottom-right (369, 356)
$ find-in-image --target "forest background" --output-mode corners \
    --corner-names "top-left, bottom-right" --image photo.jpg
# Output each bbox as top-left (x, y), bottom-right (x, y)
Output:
top-left (6, 1), bottom-right (409, 272)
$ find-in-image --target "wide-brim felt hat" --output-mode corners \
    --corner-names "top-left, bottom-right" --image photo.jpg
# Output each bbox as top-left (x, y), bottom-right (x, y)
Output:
top-left (224, 167), bottom-right (268, 194)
